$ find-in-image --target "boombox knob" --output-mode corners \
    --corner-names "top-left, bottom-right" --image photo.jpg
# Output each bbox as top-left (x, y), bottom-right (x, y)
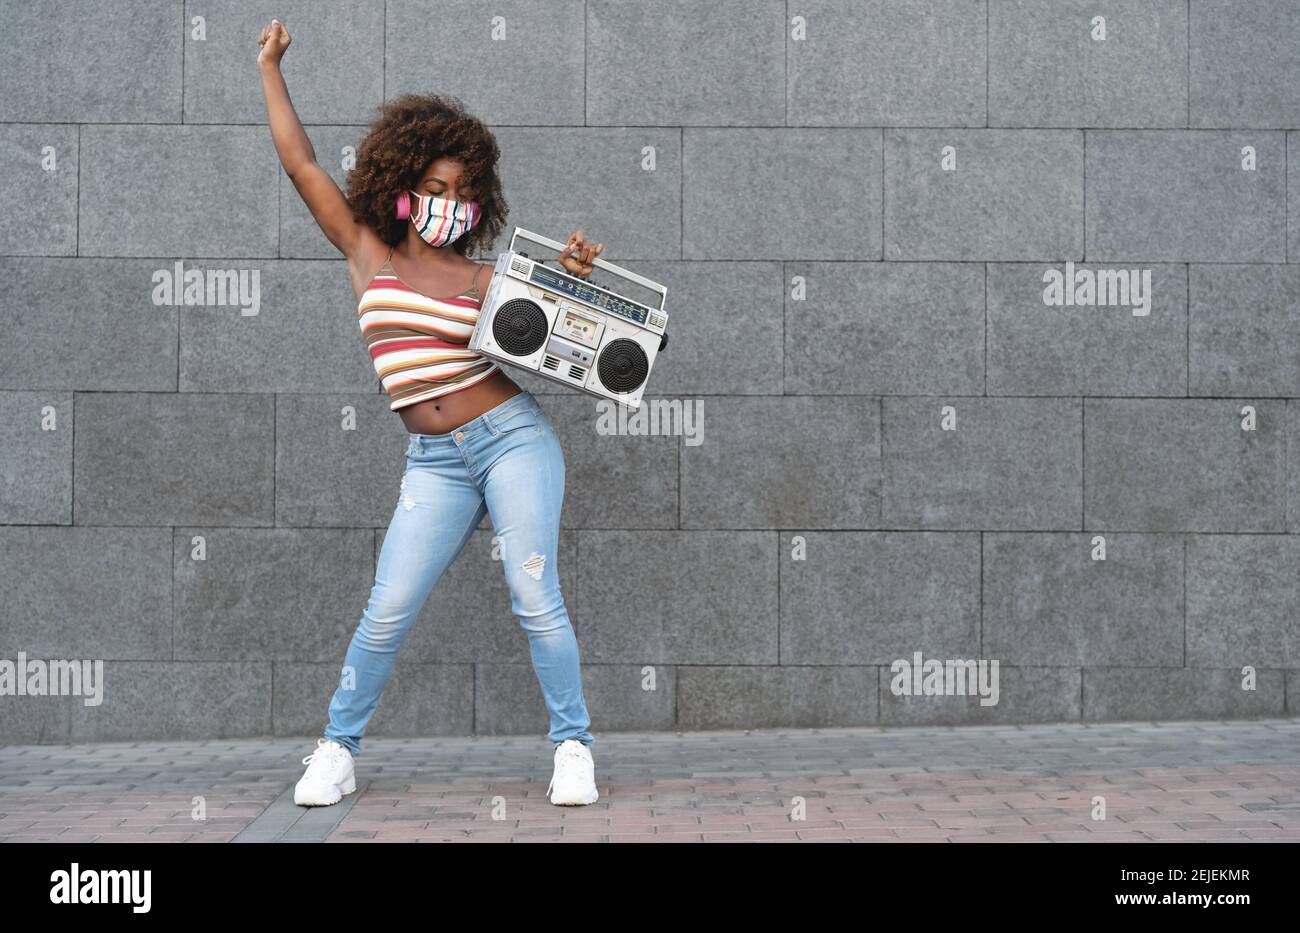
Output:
top-left (659, 331), bottom-right (668, 352)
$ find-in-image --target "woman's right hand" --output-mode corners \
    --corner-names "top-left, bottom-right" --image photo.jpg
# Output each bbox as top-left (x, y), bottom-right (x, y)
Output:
top-left (257, 19), bottom-right (292, 67)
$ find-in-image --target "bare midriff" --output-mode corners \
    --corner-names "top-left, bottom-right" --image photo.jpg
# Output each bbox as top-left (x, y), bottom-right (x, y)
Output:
top-left (396, 368), bottom-right (522, 435)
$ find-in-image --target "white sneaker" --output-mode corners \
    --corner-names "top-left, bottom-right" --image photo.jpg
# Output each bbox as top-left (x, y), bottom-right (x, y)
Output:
top-left (294, 738), bottom-right (356, 807)
top-left (546, 739), bottom-right (599, 806)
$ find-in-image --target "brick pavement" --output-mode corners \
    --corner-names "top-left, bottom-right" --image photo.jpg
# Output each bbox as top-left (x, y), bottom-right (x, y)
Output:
top-left (1, 719), bottom-right (1297, 843)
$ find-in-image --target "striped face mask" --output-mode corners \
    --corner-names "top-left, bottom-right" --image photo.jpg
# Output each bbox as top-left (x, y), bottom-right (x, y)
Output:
top-left (408, 191), bottom-right (480, 247)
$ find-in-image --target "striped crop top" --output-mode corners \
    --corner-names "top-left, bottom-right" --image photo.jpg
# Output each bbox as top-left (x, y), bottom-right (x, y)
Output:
top-left (357, 247), bottom-right (501, 410)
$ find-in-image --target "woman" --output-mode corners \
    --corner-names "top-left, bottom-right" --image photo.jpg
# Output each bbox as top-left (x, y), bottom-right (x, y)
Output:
top-left (257, 19), bottom-right (602, 807)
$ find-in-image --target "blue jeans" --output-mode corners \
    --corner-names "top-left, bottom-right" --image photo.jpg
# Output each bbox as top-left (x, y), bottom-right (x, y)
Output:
top-left (322, 388), bottom-right (594, 755)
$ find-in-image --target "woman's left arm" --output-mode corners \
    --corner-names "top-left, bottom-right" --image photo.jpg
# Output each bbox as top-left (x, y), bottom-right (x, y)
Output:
top-left (558, 230), bottom-right (602, 279)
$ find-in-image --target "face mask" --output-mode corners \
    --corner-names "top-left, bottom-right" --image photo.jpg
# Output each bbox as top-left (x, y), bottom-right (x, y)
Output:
top-left (407, 190), bottom-right (480, 247)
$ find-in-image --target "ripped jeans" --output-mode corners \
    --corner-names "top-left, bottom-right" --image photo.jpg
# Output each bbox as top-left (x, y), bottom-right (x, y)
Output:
top-left (322, 388), bottom-right (594, 755)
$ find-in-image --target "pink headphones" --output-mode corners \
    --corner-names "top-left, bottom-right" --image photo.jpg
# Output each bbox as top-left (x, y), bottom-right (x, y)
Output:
top-left (394, 190), bottom-right (411, 220)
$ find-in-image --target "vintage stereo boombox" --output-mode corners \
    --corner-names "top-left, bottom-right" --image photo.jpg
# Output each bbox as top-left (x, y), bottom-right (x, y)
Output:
top-left (468, 227), bottom-right (669, 408)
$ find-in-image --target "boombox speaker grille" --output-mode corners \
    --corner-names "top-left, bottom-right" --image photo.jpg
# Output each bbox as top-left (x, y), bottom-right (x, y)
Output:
top-left (492, 299), bottom-right (549, 356)
top-left (597, 338), bottom-right (649, 393)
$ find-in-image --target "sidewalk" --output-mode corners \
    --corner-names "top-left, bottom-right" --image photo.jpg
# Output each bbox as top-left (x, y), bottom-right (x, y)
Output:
top-left (1, 719), bottom-right (1297, 843)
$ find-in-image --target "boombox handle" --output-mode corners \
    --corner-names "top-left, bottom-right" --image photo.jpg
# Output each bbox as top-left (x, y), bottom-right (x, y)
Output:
top-left (507, 226), bottom-right (668, 314)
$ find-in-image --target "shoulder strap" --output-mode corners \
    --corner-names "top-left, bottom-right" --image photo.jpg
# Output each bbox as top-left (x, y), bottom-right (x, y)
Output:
top-left (379, 245), bottom-right (396, 272)
top-left (462, 262), bottom-right (484, 298)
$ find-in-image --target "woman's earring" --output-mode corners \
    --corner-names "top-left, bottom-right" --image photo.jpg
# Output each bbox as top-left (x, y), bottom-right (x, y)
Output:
top-left (395, 191), bottom-right (410, 220)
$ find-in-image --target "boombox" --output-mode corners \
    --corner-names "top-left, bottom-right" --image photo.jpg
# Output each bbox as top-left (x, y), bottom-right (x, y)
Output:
top-left (469, 227), bottom-right (669, 408)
